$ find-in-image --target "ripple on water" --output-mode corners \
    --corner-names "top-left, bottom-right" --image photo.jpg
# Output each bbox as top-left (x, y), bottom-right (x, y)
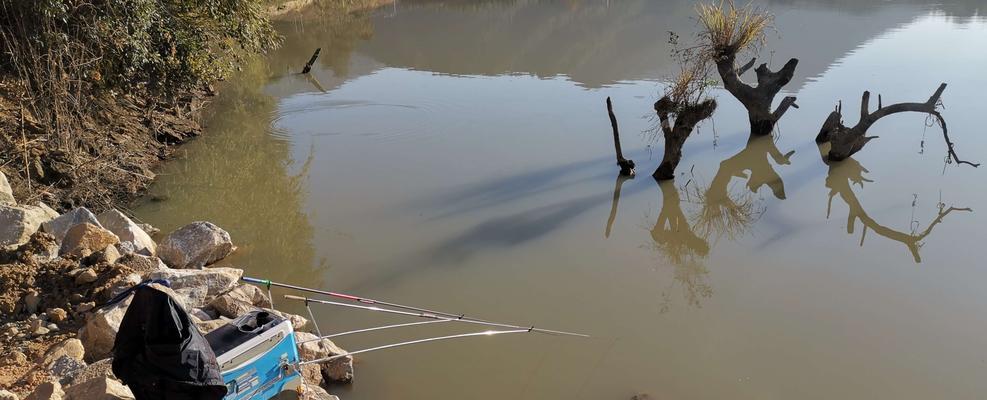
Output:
top-left (271, 92), bottom-right (472, 144)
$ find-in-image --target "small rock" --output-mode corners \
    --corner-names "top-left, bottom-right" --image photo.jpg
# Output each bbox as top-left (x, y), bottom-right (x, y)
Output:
top-left (24, 380), bottom-right (64, 400)
top-left (146, 267), bottom-right (243, 308)
top-left (0, 171), bottom-right (14, 205)
top-left (47, 308), bottom-right (68, 324)
top-left (33, 326), bottom-right (50, 336)
top-left (47, 323), bottom-right (59, 331)
top-left (75, 269), bottom-right (98, 285)
top-left (0, 389), bottom-right (19, 400)
top-left (0, 204), bottom-right (58, 249)
top-left (295, 331), bottom-right (353, 383)
top-left (62, 377), bottom-right (134, 400)
top-left (157, 221), bottom-right (235, 269)
top-left (41, 207), bottom-right (101, 244)
top-left (47, 355), bottom-right (87, 384)
top-left (66, 359), bottom-right (115, 387)
top-left (24, 289), bottom-right (41, 314)
top-left (0, 350), bottom-right (26, 366)
top-left (68, 294), bottom-right (85, 303)
top-left (44, 338), bottom-right (85, 365)
top-left (208, 284), bottom-right (272, 319)
top-left (59, 223), bottom-right (119, 258)
top-left (75, 302), bottom-right (95, 314)
top-left (96, 210), bottom-right (156, 256)
top-left (29, 318), bottom-right (43, 331)
top-left (87, 245), bottom-right (121, 265)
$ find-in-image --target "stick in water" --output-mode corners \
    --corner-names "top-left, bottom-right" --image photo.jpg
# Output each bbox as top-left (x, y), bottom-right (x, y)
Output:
top-left (302, 48), bottom-right (321, 74)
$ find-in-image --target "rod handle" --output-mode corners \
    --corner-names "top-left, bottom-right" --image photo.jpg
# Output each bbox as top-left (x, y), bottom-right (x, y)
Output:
top-left (284, 294), bottom-right (307, 301)
top-left (242, 277), bottom-right (270, 285)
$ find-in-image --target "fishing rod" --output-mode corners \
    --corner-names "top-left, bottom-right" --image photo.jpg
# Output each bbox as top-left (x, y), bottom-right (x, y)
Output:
top-left (241, 276), bottom-right (587, 338)
top-left (283, 294), bottom-right (589, 341)
top-left (298, 329), bottom-right (531, 365)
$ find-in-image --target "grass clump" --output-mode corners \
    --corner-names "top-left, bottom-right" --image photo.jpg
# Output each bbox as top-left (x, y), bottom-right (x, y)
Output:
top-left (695, 0), bottom-right (772, 60)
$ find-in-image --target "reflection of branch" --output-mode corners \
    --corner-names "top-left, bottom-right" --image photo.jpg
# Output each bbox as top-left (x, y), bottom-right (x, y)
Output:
top-left (649, 179), bottom-right (709, 264)
top-left (821, 144), bottom-right (973, 263)
top-left (605, 174), bottom-right (633, 238)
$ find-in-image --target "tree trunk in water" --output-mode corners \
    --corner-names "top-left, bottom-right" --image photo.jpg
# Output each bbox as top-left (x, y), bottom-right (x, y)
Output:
top-left (815, 83), bottom-right (978, 167)
top-left (654, 135), bottom-right (685, 180)
top-left (652, 97), bottom-right (717, 180)
top-left (715, 55), bottom-right (799, 137)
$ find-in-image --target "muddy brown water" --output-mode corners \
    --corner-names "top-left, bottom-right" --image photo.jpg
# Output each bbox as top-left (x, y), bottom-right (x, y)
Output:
top-left (134, 1), bottom-right (987, 398)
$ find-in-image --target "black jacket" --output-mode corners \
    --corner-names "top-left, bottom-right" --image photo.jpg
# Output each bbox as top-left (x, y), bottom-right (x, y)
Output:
top-left (111, 283), bottom-right (228, 400)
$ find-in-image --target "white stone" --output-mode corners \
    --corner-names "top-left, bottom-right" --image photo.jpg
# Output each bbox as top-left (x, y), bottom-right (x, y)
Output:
top-left (145, 267), bottom-right (243, 308)
top-left (42, 207), bottom-right (101, 244)
top-left (157, 222), bottom-right (234, 269)
top-left (77, 296), bottom-right (131, 362)
top-left (96, 210), bottom-right (156, 256)
top-left (0, 204), bottom-right (58, 249)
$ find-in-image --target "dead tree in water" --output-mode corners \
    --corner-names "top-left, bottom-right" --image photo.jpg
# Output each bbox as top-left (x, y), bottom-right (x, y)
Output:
top-left (653, 96), bottom-right (717, 180)
top-left (606, 97), bottom-right (635, 176)
top-left (697, 1), bottom-right (798, 136)
top-left (815, 83), bottom-right (979, 167)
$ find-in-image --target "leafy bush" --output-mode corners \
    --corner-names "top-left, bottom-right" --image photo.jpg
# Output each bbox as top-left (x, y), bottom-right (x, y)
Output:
top-left (0, 0), bottom-right (280, 134)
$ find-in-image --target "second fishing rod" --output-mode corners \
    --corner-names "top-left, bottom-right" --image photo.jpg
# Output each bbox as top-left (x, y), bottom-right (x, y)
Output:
top-left (242, 276), bottom-right (588, 338)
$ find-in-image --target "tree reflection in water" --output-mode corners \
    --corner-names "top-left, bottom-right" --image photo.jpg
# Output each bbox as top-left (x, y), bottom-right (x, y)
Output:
top-left (820, 144), bottom-right (972, 263)
top-left (608, 135), bottom-right (795, 311)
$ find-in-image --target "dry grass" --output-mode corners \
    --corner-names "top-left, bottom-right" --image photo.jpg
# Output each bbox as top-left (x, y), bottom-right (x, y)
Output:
top-left (696, 0), bottom-right (772, 59)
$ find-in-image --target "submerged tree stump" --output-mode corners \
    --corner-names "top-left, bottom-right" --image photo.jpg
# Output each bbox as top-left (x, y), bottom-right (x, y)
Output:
top-left (815, 83), bottom-right (979, 167)
top-left (652, 96), bottom-right (717, 180)
top-left (715, 55), bottom-right (799, 136)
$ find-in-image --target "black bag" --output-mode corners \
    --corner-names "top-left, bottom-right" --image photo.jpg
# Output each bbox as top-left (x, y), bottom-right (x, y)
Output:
top-left (111, 283), bottom-right (228, 400)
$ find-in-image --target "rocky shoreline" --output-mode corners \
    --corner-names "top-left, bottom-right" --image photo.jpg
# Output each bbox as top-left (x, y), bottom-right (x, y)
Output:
top-left (0, 171), bottom-right (351, 400)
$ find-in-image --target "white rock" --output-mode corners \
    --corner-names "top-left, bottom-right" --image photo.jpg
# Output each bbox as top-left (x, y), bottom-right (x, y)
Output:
top-left (47, 355), bottom-right (87, 384)
top-left (157, 222), bottom-right (234, 269)
top-left (62, 377), bottom-right (134, 400)
top-left (96, 210), bottom-right (156, 256)
top-left (42, 207), bottom-right (101, 244)
top-left (0, 389), bottom-right (19, 400)
top-left (0, 204), bottom-right (58, 249)
top-left (0, 171), bottom-right (14, 205)
top-left (77, 296), bottom-right (131, 362)
top-left (145, 267), bottom-right (243, 308)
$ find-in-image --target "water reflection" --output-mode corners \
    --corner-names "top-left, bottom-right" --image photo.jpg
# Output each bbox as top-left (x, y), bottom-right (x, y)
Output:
top-left (820, 144), bottom-right (972, 263)
top-left (646, 180), bottom-right (714, 311)
top-left (133, 58), bottom-right (324, 287)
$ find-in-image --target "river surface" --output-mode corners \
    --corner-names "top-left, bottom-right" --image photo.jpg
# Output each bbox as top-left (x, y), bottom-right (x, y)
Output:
top-left (135, 1), bottom-right (987, 398)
